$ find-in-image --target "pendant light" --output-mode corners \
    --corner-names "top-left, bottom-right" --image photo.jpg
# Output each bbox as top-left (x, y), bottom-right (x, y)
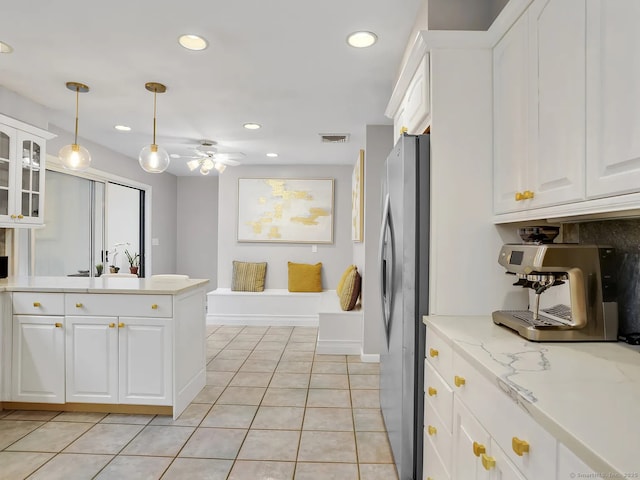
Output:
top-left (58, 82), bottom-right (91, 171)
top-left (139, 82), bottom-right (170, 173)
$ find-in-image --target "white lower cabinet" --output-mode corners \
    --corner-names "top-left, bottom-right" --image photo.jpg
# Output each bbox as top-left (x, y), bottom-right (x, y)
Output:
top-left (66, 316), bottom-right (172, 405)
top-left (12, 315), bottom-right (65, 403)
top-left (452, 396), bottom-right (491, 480)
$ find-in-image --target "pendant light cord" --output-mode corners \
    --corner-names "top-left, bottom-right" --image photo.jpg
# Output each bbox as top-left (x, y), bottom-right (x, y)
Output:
top-left (74, 87), bottom-right (80, 145)
top-left (152, 90), bottom-right (157, 146)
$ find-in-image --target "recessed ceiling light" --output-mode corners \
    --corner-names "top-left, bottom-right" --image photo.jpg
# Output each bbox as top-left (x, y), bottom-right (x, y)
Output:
top-left (178, 34), bottom-right (208, 51)
top-left (243, 123), bottom-right (261, 130)
top-left (347, 31), bottom-right (378, 48)
top-left (266, 153), bottom-right (278, 158)
top-left (114, 125), bottom-right (131, 131)
top-left (0, 41), bottom-right (13, 54)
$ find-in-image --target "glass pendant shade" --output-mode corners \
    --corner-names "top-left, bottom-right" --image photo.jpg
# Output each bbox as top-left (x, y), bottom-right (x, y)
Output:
top-left (199, 166), bottom-right (211, 175)
top-left (59, 82), bottom-right (91, 171)
top-left (214, 162), bottom-right (226, 173)
top-left (59, 143), bottom-right (91, 171)
top-left (139, 144), bottom-right (170, 173)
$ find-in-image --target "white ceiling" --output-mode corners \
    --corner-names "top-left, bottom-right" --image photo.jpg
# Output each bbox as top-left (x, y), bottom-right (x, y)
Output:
top-left (0, 0), bottom-right (422, 176)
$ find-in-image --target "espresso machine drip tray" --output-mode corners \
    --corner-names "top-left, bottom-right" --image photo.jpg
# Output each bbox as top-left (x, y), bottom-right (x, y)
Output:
top-left (501, 310), bottom-right (569, 327)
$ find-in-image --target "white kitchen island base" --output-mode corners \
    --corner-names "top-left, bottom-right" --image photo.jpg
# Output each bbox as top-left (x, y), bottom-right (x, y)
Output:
top-left (0, 276), bottom-right (208, 420)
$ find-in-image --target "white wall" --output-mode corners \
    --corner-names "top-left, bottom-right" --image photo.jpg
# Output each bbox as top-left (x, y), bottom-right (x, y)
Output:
top-left (362, 125), bottom-right (394, 355)
top-left (217, 165), bottom-right (353, 290)
top-left (0, 86), bottom-right (49, 131)
top-left (177, 176), bottom-right (218, 285)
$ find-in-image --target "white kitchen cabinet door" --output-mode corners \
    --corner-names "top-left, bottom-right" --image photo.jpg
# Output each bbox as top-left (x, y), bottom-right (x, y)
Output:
top-left (493, 10), bottom-right (530, 214)
top-left (404, 54), bottom-right (430, 135)
top-left (528, 0), bottom-right (586, 207)
top-left (0, 124), bottom-right (47, 226)
top-left (12, 316), bottom-right (65, 403)
top-left (488, 439), bottom-right (527, 480)
top-left (452, 396), bottom-right (491, 480)
top-left (65, 316), bottom-right (118, 403)
top-left (586, 0), bottom-right (640, 198)
top-left (118, 317), bottom-right (172, 405)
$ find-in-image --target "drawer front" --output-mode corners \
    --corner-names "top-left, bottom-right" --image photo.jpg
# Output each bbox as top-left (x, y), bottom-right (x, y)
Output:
top-left (425, 326), bottom-right (453, 387)
top-left (66, 294), bottom-right (172, 318)
top-left (423, 427), bottom-right (451, 480)
top-left (452, 351), bottom-right (557, 480)
top-left (424, 359), bottom-right (453, 433)
top-left (13, 292), bottom-right (65, 316)
top-left (424, 397), bottom-right (452, 474)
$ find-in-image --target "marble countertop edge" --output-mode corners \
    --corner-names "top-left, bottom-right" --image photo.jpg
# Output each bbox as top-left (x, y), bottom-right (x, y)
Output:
top-left (0, 277), bottom-right (209, 295)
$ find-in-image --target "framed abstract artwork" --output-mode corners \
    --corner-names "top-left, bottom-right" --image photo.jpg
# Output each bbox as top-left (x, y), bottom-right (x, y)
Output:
top-left (237, 178), bottom-right (334, 243)
top-left (351, 149), bottom-right (364, 242)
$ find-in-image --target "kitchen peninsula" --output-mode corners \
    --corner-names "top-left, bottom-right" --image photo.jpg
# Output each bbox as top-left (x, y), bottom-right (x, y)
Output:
top-left (0, 276), bottom-right (208, 420)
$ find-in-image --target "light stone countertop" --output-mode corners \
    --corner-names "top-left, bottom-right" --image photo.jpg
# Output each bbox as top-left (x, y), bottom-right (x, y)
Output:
top-left (424, 315), bottom-right (640, 477)
top-left (0, 276), bottom-right (209, 295)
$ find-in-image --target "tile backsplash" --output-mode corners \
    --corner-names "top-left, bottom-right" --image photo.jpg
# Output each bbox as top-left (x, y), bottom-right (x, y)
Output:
top-left (567, 219), bottom-right (640, 335)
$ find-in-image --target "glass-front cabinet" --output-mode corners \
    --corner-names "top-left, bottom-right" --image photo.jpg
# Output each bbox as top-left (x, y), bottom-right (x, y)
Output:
top-left (0, 114), bottom-right (54, 227)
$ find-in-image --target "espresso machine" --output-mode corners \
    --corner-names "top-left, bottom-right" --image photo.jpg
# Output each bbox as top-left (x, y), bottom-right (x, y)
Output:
top-left (492, 228), bottom-right (618, 341)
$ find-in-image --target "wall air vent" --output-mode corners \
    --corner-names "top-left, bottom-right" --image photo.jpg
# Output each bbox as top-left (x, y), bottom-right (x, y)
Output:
top-left (319, 133), bottom-right (350, 143)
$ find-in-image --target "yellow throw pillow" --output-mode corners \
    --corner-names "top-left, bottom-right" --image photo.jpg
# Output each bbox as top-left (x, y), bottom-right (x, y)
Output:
top-left (340, 266), bottom-right (361, 311)
top-left (337, 265), bottom-right (355, 297)
top-left (288, 262), bottom-right (323, 292)
top-left (231, 261), bottom-right (267, 292)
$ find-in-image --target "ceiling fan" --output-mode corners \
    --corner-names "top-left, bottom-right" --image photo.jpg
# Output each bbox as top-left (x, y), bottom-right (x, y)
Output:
top-left (170, 140), bottom-right (244, 175)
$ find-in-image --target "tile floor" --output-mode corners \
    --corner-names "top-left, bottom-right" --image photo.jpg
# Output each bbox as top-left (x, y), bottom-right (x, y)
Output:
top-left (0, 325), bottom-right (398, 479)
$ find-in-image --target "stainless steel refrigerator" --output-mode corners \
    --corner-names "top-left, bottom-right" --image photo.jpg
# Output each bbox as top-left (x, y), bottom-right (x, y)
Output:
top-left (379, 133), bottom-right (429, 480)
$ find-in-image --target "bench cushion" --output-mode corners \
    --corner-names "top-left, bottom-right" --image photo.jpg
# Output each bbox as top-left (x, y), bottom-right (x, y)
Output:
top-left (339, 267), bottom-right (361, 311)
top-left (232, 261), bottom-right (267, 292)
top-left (288, 262), bottom-right (323, 292)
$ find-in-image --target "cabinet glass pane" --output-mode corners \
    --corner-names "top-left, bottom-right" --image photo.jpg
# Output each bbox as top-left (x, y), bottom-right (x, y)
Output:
top-left (0, 188), bottom-right (8, 215)
top-left (22, 163), bottom-right (31, 190)
top-left (22, 140), bottom-right (31, 166)
top-left (32, 168), bottom-right (40, 193)
top-left (32, 142), bottom-right (41, 167)
top-left (0, 160), bottom-right (9, 188)
top-left (22, 192), bottom-right (29, 217)
top-left (31, 193), bottom-right (39, 217)
top-left (0, 132), bottom-right (9, 160)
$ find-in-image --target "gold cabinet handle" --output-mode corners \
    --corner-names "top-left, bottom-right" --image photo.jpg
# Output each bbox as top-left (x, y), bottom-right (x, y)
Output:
top-left (17, 214), bottom-right (24, 219)
top-left (481, 453), bottom-right (496, 470)
top-left (10, 214), bottom-right (16, 219)
top-left (512, 437), bottom-right (530, 456)
top-left (515, 192), bottom-right (524, 201)
top-left (427, 425), bottom-right (437, 436)
top-left (54, 322), bottom-right (63, 328)
top-left (118, 322), bottom-right (125, 328)
top-left (473, 441), bottom-right (486, 457)
top-left (75, 303), bottom-right (83, 308)
top-left (429, 348), bottom-right (439, 358)
top-left (427, 386), bottom-right (437, 397)
top-left (151, 304), bottom-right (158, 309)
top-left (108, 323), bottom-right (115, 328)
top-left (33, 302), bottom-right (41, 307)
top-left (400, 126), bottom-right (408, 135)
top-left (523, 190), bottom-right (535, 200)
top-left (454, 375), bottom-right (466, 387)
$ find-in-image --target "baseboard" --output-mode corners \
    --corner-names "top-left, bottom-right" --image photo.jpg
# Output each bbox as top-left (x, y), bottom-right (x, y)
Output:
top-left (316, 339), bottom-right (362, 355)
top-left (207, 313), bottom-right (319, 327)
top-left (360, 352), bottom-right (380, 363)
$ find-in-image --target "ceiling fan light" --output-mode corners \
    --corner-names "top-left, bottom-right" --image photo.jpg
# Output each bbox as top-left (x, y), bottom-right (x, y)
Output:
top-left (59, 143), bottom-right (91, 171)
top-left (186, 159), bottom-right (200, 171)
top-left (214, 162), bottom-right (226, 173)
top-left (202, 158), bottom-right (215, 170)
top-left (139, 144), bottom-right (170, 173)
top-left (200, 166), bottom-right (211, 175)
top-left (59, 81), bottom-right (91, 171)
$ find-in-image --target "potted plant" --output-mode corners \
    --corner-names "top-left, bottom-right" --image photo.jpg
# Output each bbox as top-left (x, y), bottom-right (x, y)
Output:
top-left (125, 249), bottom-right (140, 276)
top-left (95, 263), bottom-right (103, 277)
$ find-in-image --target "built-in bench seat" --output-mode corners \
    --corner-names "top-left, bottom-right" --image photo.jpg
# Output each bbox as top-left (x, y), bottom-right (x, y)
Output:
top-left (206, 288), bottom-right (363, 354)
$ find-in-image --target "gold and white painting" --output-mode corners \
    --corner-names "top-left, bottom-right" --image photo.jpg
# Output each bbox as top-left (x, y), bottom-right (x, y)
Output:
top-left (237, 178), bottom-right (334, 243)
top-left (351, 150), bottom-right (364, 242)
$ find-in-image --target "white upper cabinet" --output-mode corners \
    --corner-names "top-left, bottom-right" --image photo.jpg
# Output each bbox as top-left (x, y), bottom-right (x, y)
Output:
top-left (586, 0), bottom-right (640, 198)
top-left (0, 115), bottom-right (54, 227)
top-left (493, 10), bottom-right (530, 213)
top-left (391, 52), bottom-right (431, 140)
top-left (494, 0), bottom-right (586, 214)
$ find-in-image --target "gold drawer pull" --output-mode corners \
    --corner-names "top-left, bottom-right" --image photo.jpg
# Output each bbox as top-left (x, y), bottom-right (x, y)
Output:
top-left (481, 453), bottom-right (496, 470)
top-left (427, 386), bottom-right (437, 396)
top-left (10, 214), bottom-right (16, 219)
top-left (54, 322), bottom-right (62, 328)
top-left (512, 437), bottom-right (530, 456)
top-left (454, 375), bottom-right (466, 387)
top-left (75, 303), bottom-right (83, 308)
top-left (108, 323), bottom-right (115, 328)
top-left (151, 304), bottom-right (158, 309)
top-left (429, 348), bottom-right (439, 358)
top-left (515, 191), bottom-right (524, 201)
top-left (118, 322), bottom-right (125, 328)
top-left (523, 190), bottom-right (534, 200)
top-left (427, 425), bottom-right (437, 436)
top-left (473, 441), bottom-right (486, 457)
top-left (33, 302), bottom-right (41, 307)
top-left (18, 214), bottom-right (24, 219)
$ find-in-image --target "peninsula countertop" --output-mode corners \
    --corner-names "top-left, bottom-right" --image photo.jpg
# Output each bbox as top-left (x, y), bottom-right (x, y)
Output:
top-left (0, 276), bottom-right (209, 294)
top-left (424, 315), bottom-right (640, 477)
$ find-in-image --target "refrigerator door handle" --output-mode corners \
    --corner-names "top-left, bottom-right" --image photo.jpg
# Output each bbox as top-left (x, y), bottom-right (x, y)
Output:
top-left (378, 194), bottom-right (394, 348)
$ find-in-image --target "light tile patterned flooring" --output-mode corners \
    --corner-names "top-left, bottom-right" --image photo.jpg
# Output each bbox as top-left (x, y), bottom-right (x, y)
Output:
top-left (0, 325), bottom-right (398, 479)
